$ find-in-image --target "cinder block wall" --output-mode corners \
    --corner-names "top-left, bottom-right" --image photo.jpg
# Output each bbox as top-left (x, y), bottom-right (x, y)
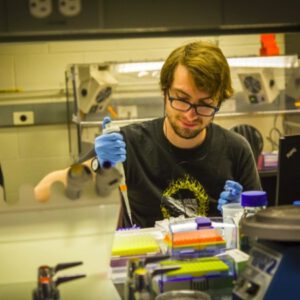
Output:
top-left (0, 34), bottom-right (285, 202)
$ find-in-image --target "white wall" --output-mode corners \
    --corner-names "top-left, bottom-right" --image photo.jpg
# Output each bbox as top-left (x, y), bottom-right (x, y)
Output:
top-left (0, 34), bottom-right (285, 202)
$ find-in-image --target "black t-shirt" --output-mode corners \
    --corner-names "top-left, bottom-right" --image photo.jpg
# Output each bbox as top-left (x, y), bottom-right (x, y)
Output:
top-left (120, 117), bottom-right (261, 228)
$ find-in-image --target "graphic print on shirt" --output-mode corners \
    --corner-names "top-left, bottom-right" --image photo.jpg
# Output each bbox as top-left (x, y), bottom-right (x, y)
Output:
top-left (160, 174), bottom-right (209, 218)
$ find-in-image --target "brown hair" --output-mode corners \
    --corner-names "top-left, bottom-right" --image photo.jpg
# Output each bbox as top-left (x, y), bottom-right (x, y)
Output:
top-left (160, 40), bottom-right (233, 104)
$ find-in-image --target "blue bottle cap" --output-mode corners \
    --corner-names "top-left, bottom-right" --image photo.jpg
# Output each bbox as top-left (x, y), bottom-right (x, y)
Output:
top-left (293, 200), bottom-right (300, 206)
top-left (241, 190), bottom-right (268, 207)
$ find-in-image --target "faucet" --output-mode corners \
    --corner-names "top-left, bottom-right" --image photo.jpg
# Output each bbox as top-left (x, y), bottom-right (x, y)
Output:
top-left (32, 261), bottom-right (86, 300)
top-left (124, 255), bottom-right (180, 300)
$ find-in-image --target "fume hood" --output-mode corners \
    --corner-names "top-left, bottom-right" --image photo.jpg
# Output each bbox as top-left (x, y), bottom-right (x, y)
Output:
top-left (65, 55), bottom-right (300, 159)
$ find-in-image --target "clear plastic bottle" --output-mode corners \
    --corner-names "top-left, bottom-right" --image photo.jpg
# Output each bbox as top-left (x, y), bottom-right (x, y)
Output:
top-left (239, 190), bottom-right (268, 253)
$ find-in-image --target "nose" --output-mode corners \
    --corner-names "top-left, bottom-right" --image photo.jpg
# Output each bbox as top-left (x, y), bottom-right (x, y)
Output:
top-left (185, 106), bottom-right (199, 120)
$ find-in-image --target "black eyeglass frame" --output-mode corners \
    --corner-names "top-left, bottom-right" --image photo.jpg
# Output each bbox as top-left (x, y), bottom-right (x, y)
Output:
top-left (167, 90), bottom-right (220, 117)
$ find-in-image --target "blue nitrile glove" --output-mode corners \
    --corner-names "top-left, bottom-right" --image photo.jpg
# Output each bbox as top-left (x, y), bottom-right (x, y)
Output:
top-left (217, 180), bottom-right (243, 212)
top-left (94, 116), bottom-right (126, 167)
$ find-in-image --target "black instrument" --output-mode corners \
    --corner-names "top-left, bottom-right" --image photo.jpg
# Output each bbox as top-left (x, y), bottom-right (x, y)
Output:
top-left (32, 261), bottom-right (86, 300)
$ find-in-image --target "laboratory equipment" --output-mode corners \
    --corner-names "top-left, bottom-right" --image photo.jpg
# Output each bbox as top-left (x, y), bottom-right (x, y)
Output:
top-left (75, 64), bottom-right (118, 114)
top-left (276, 134), bottom-right (300, 205)
top-left (222, 203), bottom-right (243, 225)
top-left (221, 203), bottom-right (243, 249)
top-left (65, 163), bottom-right (92, 199)
top-left (94, 160), bottom-right (123, 197)
top-left (0, 164), bottom-right (122, 300)
top-left (239, 190), bottom-right (267, 253)
top-left (124, 255), bottom-right (180, 300)
top-left (101, 119), bottom-right (133, 226)
top-left (32, 262), bottom-right (85, 300)
top-left (233, 205), bottom-right (300, 300)
top-left (237, 68), bottom-right (279, 104)
top-left (155, 255), bottom-right (234, 300)
top-left (155, 290), bottom-right (211, 300)
top-left (164, 228), bottom-right (227, 258)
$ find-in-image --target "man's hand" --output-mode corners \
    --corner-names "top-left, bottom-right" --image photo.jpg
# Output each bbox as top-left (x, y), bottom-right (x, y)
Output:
top-left (94, 116), bottom-right (126, 167)
top-left (217, 180), bottom-right (243, 212)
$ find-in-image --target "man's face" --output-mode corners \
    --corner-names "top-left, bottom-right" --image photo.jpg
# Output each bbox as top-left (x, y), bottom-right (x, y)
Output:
top-left (165, 64), bottom-right (218, 140)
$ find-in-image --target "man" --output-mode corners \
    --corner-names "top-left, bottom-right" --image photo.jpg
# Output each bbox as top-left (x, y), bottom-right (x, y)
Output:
top-left (94, 40), bottom-right (261, 228)
top-left (35, 40), bottom-right (261, 228)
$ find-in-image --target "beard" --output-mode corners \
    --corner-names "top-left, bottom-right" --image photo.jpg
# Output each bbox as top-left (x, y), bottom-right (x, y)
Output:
top-left (166, 113), bottom-right (205, 139)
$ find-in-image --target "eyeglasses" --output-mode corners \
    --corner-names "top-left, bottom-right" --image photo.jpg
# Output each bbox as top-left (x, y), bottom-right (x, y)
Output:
top-left (167, 90), bottom-right (219, 117)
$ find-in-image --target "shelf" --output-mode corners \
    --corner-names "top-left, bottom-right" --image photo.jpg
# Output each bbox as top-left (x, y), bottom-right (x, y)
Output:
top-left (259, 169), bottom-right (277, 177)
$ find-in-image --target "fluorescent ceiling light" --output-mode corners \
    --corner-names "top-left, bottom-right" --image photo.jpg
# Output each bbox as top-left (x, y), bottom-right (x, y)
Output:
top-left (115, 55), bottom-right (299, 73)
top-left (116, 62), bottom-right (164, 73)
top-left (227, 55), bottom-right (299, 68)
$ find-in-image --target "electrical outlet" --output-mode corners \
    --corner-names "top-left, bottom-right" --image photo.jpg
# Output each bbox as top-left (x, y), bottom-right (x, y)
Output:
top-left (29, 0), bottom-right (52, 18)
top-left (13, 111), bottom-right (35, 126)
top-left (58, 0), bottom-right (81, 17)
